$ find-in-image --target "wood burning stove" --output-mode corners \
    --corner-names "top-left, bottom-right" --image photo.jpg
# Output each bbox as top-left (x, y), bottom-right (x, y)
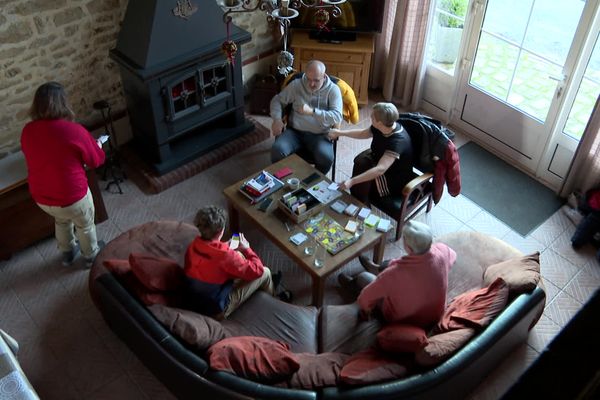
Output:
top-left (110, 0), bottom-right (253, 174)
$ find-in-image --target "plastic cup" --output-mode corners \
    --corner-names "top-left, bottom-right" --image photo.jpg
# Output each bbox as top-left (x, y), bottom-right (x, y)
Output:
top-left (313, 244), bottom-right (326, 268)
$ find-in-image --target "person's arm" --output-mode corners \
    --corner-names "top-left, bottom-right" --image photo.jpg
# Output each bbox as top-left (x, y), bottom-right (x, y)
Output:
top-left (339, 152), bottom-right (396, 191)
top-left (328, 127), bottom-right (371, 141)
top-left (270, 82), bottom-right (298, 136)
top-left (79, 125), bottom-right (105, 169)
top-left (222, 233), bottom-right (265, 281)
top-left (309, 84), bottom-right (343, 128)
top-left (357, 277), bottom-right (384, 316)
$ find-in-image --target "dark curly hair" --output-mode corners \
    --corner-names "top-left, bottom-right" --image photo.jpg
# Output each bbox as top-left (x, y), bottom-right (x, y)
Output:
top-left (29, 81), bottom-right (75, 121)
top-left (194, 206), bottom-right (227, 240)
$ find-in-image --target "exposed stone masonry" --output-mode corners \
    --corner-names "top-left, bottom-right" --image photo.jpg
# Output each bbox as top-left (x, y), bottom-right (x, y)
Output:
top-left (0, 0), bottom-right (276, 159)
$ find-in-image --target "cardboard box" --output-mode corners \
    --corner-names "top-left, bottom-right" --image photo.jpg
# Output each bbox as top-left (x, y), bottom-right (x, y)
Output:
top-left (277, 188), bottom-right (325, 223)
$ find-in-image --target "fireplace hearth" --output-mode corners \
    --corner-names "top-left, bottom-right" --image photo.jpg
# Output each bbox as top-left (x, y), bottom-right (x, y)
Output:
top-left (110, 0), bottom-right (253, 175)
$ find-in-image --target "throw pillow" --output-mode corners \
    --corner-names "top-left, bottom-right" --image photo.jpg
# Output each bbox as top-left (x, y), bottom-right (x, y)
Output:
top-left (103, 259), bottom-right (131, 275)
top-left (483, 252), bottom-right (541, 294)
top-left (149, 304), bottom-right (228, 352)
top-left (437, 277), bottom-right (509, 332)
top-left (122, 273), bottom-right (180, 306)
top-left (415, 328), bottom-right (476, 367)
top-left (207, 336), bottom-right (300, 381)
top-left (129, 253), bottom-right (183, 292)
top-left (377, 324), bottom-right (429, 353)
top-left (339, 348), bottom-right (409, 385)
top-left (280, 352), bottom-right (350, 389)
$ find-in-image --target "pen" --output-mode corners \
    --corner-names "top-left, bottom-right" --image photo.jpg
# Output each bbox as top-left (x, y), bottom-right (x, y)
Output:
top-left (284, 222), bottom-right (292, 232)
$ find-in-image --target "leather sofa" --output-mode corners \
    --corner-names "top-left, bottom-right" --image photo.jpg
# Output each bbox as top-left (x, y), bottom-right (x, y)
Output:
top-left (89, 221), bottom-right (546, 400)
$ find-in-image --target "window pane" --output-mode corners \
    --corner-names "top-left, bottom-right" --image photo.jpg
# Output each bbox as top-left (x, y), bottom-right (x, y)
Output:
top-left (564, 36), bottom-right (600, 140)
top-left (508, 50), bottom-right (562, 121)
top-left (470, 32), bottom-right (519, 100)
top-left (482, 0), bottom-right (532, 45)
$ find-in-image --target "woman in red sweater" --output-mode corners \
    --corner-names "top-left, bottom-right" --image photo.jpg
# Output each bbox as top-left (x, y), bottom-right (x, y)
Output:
top-left (21, 82), bottom-right (106, 267)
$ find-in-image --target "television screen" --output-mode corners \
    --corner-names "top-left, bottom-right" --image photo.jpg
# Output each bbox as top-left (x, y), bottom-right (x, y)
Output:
top-left (290, 0), bottom-right (385, 35)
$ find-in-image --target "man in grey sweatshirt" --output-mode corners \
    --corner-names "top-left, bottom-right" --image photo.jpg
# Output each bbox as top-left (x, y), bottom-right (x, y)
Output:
top-left (270, 60), bottom-right (343, 174)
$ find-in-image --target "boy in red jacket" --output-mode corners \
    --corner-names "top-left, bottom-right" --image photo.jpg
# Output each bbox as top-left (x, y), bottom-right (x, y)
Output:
top-left (184, 206), bottom-right (283, 318)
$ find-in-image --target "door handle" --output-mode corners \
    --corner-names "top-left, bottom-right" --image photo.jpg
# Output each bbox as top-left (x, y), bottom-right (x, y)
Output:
top-left (548, 74), bottom-right (566, 82)
top-left (548, 74), bottom-right (567, 98)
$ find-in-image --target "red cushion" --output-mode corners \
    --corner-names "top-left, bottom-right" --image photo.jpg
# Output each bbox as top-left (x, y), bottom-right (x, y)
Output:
top-left (103, 259), bottom-right (131, 275)
top-left (339, 348), bottom-right (408, 385)
top-left (128, 253), bottom-right (183, 291)
top-left (121, 272), bottom-right (181, 306)
top-left (437, 277), bottom-right (509, 332)
top-left (377, 324), bottom-right (429, 353)
top-left (207, 336), bottom-right (300, 381)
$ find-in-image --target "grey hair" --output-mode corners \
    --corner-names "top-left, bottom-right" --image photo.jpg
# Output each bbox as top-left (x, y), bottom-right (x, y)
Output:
top-left (306, 59), bottom-right (326, 74)
top-left (402, 221), bottom-right (433, 254)
top-left (372, 102), bottom-right (399, 127)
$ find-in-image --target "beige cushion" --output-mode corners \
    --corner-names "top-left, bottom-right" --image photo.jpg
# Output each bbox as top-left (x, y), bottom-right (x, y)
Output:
top-left (483, 252), bottom-right (541, 294)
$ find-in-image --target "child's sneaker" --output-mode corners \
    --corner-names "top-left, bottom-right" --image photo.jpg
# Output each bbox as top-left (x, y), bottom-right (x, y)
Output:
top-left (85, 240), bottom-right (106, 268)
top-left (277, 290), bottom-right (293, 303)
top-left (62, 245), bottom-right (80, 266)
top-left (272, 270), bottom-right (283, 290)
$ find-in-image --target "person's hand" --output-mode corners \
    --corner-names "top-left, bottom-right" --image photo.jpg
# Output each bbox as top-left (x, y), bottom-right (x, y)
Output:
top-left (298, 103), bottom-right (314, 115)
top-left (328, 128), bottom-right (341, 140)
top-left (338, 179), bottom-right (353, 191)
top-left (238, 233), bottom-right (250, 250)
top-left (271, 119), bottom-right (285, 137)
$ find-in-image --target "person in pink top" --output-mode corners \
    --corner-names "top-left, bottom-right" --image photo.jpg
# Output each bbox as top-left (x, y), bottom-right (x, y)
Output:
top-left (339, 221), bottom-right (456, 327)
top-left (21, 82), bottom-right (106, 267)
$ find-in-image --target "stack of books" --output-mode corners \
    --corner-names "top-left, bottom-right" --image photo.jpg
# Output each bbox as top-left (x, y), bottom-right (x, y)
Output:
top-left (239, 171), bottom-right (284, 204)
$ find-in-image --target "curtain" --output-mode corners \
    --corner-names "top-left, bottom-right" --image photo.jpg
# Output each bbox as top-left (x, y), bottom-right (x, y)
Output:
top-left (370, 0), bottom-right (432, 109)
top-left (560, 95), bottom-right (600, 197)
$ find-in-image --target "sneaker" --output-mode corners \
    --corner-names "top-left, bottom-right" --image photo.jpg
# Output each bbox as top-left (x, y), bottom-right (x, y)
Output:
top-left (85, 240), bottom-right (106, 268)
top-left (61, 244), bottom-right (80, 266)
top-left (272, 270), bottom-right (283, 290)
top-left (277, 290), bottom-right (293, 303)
top-left (337, 272), bottom-right (355, 288)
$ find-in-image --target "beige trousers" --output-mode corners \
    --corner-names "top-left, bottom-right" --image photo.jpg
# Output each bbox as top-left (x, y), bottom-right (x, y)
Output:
top-left (223, 267), bottom-right (274, 318)
top-left (37, 188), bottom-right (99, 258)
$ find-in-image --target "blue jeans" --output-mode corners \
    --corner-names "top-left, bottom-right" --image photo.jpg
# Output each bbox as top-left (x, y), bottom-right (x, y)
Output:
top-left (271, 127), bottom-right (334, 174)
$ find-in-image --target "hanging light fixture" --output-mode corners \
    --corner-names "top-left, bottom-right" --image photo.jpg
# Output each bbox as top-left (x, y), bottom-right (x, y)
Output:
top-left (219, 0), bottom-right (346, 75)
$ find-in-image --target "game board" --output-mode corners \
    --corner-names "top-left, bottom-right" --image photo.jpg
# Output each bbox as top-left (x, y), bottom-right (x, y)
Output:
top-left (303, 212), bottom-right (359, 255)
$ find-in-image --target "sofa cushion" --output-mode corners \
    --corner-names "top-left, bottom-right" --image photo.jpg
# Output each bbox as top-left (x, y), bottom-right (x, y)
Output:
top-left (129, 253), bottom-right (183, 292)
top-left (207, 336), bottom-right (300, 382)
top-left (277, 352), bottom-right (350, 389)
top-left (221, 291), bottom-right (318, 354)
top-left (415, 328), bottom-right (476, 367)
top-left (149, 304), bottom-right (228, 351)
top-left (339, 348), bottom-right (409, 385)
top-left (483, 252), bottom-right (541, 294)
top-left (438, 277), bottom-right (509, 332)
top-left (377, 324), bottom-right (429, 353)
top-left (103, 259), bottom-right (131, 275)
top-left (319, 302), bottom-right (381, 354)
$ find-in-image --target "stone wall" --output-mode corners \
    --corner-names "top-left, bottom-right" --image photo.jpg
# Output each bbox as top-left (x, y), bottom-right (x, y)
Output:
top-left (0, 0), bottom-right (277, 159)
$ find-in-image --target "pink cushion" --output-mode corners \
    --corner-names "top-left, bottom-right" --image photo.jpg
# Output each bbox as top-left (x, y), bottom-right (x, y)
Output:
top-left (279, 353), bottom-right (349, 389)
top-left (103, 259), bottom-right (131, 275)
top-left (128, 253), bottom-right (183, 291)
top-left (339, 348), bottom-right (409, 385)
top-left (207, 336), bottom-right (300, 382)
top-left (437, 277), bottom-right (509, 332)
top-left (377, 324), bottom-right (429, 353)
top-left (483, 252), bottom-right (541, 294)
top-left (415, 328), bottom-right (476, 367)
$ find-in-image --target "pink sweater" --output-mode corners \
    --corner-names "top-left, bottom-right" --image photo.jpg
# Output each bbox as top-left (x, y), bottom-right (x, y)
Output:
top-left (358, 243), bottom-right (457, 327)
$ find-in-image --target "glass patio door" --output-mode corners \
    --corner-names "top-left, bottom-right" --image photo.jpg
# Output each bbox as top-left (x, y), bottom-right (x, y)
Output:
top-left (454, 0), bottom-right (596, 175)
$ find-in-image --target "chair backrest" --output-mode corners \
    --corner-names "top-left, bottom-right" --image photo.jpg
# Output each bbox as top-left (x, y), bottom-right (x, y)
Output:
top-left (398, 113), bottom-right (454, 173)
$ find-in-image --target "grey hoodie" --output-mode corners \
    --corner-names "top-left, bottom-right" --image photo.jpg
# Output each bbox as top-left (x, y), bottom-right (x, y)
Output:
top-left (270, 74), bottom-right (343, 134)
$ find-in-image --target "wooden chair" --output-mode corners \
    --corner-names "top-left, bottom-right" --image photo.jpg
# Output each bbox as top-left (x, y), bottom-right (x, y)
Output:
top-left (370, 116), bottom-right (437, 241)
top-left (279, 72), bottom-right (359, 181)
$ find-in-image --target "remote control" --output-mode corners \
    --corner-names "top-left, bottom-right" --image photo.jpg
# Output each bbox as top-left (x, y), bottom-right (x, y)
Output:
top-left (302, 172), bottom-right (320, 186)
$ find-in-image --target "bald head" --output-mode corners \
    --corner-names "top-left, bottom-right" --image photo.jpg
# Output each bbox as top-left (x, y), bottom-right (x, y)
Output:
top-left (305, 60), bottom-right (326, 91)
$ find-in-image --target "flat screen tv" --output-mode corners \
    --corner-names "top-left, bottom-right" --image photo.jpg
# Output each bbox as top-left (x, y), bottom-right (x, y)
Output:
top-left (290, 0), bottom-right (385, 42)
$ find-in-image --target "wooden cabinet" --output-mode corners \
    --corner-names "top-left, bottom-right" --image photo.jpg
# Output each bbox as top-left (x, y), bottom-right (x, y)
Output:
top-left (291, 31), bottom-right (375, 106)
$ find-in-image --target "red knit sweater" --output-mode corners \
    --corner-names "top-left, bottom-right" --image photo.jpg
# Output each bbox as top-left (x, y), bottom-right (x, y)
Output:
top-left (21, 119), bottom-right (105, 206)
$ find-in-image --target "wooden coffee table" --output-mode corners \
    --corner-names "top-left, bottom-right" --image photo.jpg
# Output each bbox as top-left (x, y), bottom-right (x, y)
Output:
top-left (223, 154), bottom-right (386, 307)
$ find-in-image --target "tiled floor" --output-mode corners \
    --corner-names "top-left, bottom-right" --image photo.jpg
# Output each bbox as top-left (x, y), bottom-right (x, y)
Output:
top-left (1, 108), bottom-right (599, 399)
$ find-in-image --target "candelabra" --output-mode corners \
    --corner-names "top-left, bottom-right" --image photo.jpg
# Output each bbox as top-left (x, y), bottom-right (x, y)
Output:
top-left (220, 0), bottom-right (346, 75)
